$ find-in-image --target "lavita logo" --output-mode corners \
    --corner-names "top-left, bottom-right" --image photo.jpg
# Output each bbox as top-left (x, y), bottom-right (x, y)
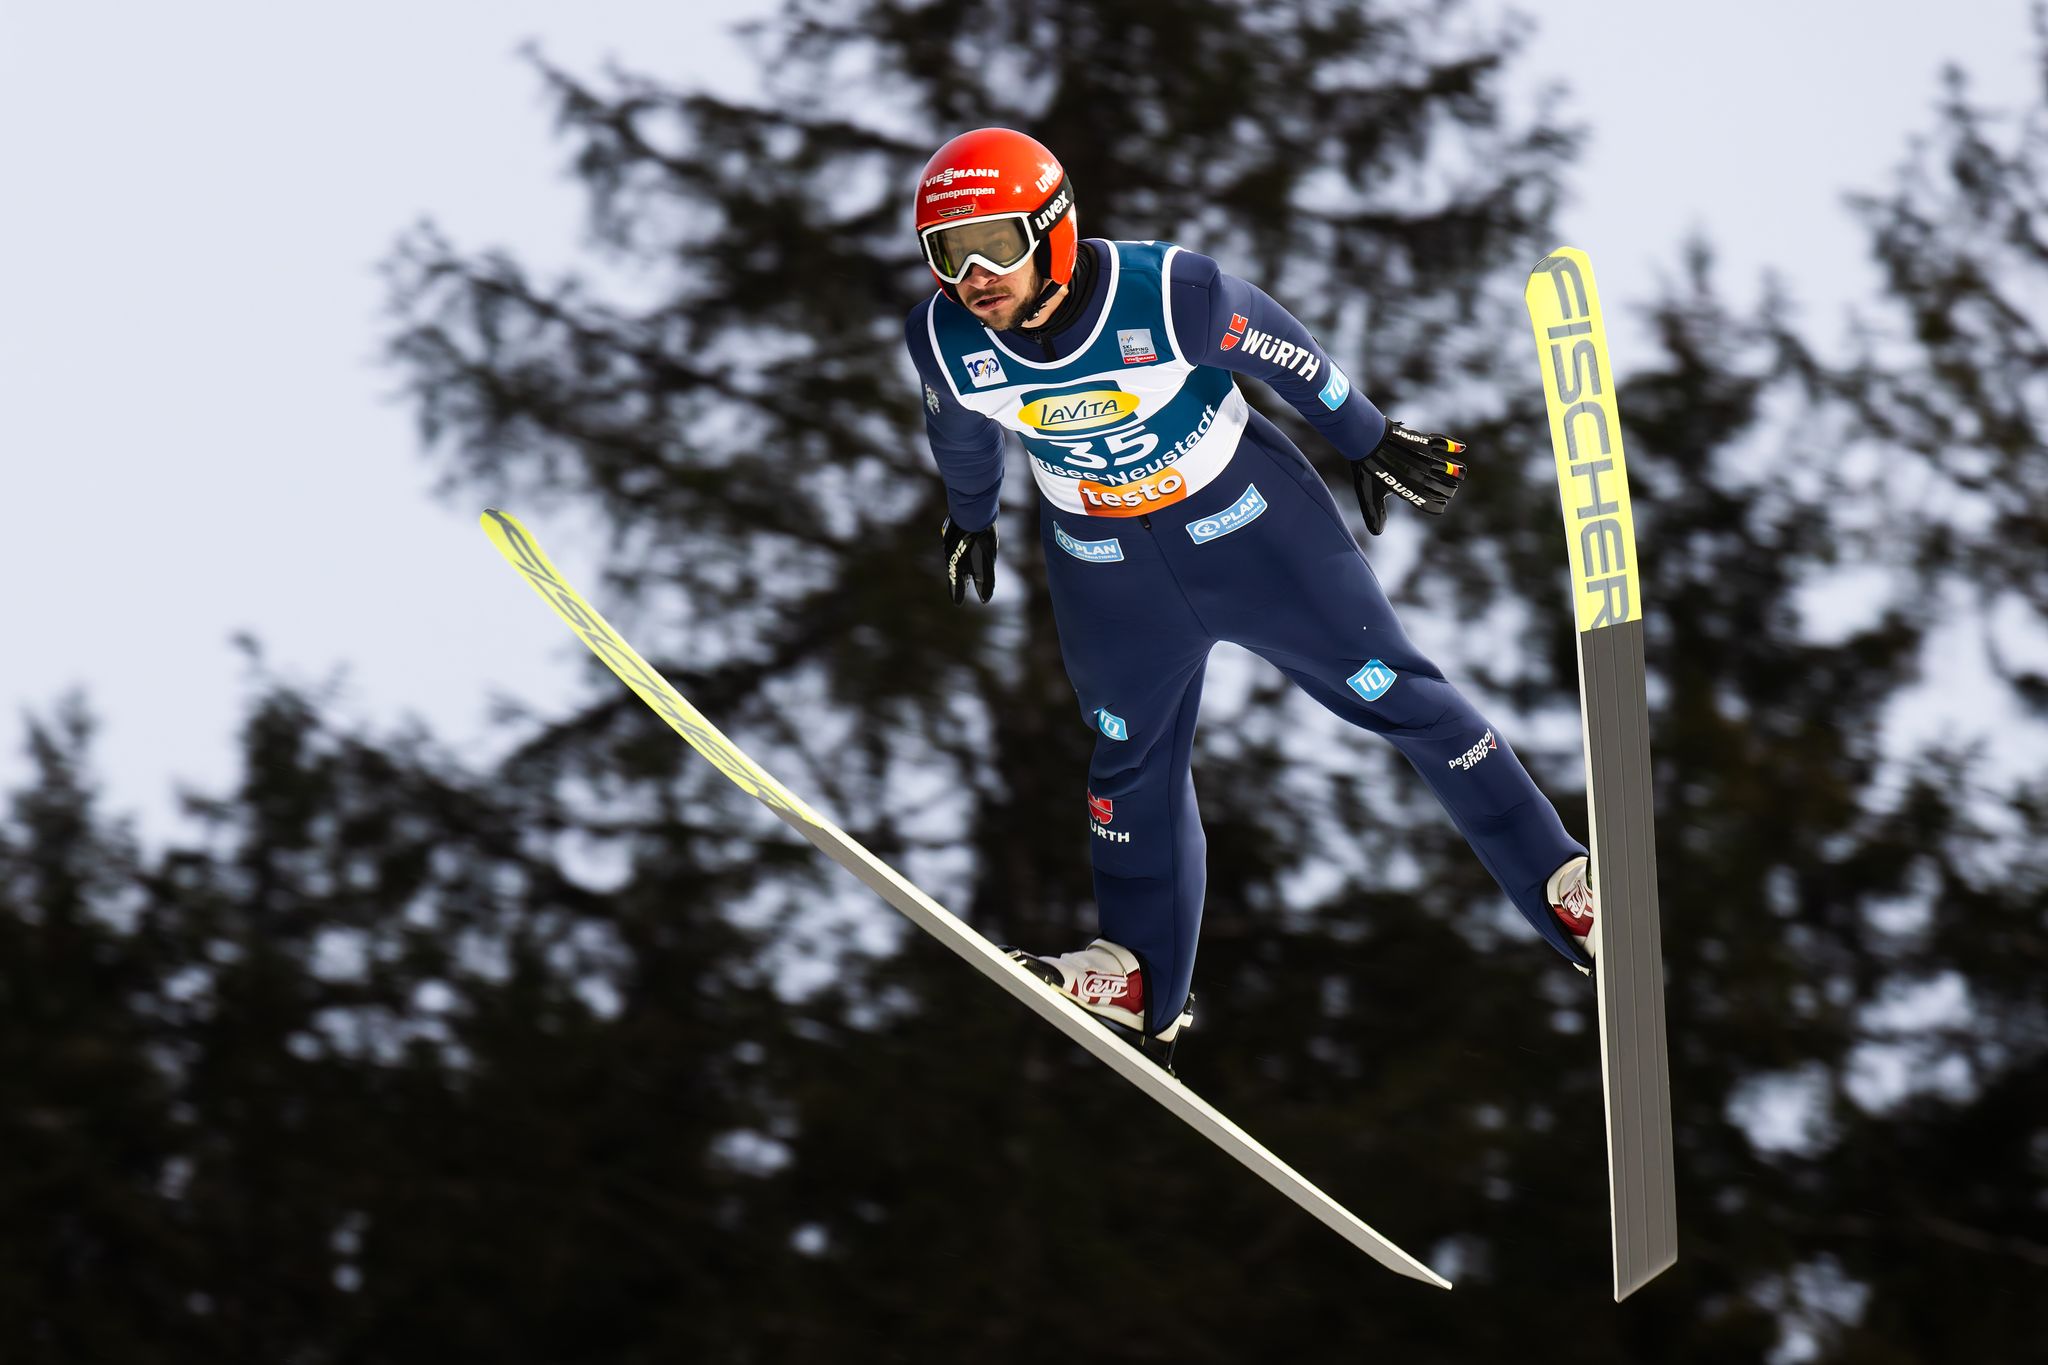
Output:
top-left (1019, 390), bottom-right (1141, 433)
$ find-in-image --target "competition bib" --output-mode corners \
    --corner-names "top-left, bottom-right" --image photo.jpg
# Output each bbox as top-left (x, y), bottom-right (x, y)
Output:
top-left (925, 241), bottom-right (1248, 517)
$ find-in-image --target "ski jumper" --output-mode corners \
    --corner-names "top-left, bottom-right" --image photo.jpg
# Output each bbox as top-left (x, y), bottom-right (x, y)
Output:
top-left (907, 240), bottom-right (1590, 1032)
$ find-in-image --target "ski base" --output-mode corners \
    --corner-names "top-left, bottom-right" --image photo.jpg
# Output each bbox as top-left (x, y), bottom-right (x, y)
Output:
top-left (1583, 618), bottom-right (1678, 1299)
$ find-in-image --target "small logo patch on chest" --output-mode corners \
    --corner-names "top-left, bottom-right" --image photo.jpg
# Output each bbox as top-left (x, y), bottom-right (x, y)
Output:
top-left (1118, 329), bottom-right (1157, 364)
top-left (963, 350), bottom-right (1006, 387)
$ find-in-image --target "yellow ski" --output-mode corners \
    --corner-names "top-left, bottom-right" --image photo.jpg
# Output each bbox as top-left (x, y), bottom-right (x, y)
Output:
top-left (1526, 249), bottom-right (1678, 1301)
top-left (480, 508), bottom-right (1449, 1289)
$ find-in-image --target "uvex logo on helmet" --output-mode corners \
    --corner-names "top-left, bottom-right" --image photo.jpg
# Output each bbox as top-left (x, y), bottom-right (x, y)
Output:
top-left (1033, 186), bottom-right (1071, 232)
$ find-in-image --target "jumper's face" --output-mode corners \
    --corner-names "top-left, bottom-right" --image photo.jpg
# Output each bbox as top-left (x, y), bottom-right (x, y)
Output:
top-left (959, 256), bottom-right (1044, 331)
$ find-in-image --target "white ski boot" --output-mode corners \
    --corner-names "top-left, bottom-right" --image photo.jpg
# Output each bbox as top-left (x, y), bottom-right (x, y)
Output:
top-left (1006, 938), bottom-right (1194, 1071)
top-left (1547, 855), bottom-right (1599, 974)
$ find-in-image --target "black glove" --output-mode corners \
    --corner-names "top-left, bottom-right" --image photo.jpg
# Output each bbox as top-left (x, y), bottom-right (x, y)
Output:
top-left (941, 515), bottom-right (999, 604)
top-left (1351, 420), bottom-right (1469, 535)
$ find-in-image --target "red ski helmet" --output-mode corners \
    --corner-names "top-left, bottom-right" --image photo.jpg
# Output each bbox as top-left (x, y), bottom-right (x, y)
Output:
top-left (914, 127), bottom-right (1076, 309)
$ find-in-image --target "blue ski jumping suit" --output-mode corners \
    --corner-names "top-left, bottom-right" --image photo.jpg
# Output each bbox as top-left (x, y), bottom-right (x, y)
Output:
top-left (907, 239), bottom-right (1589, 1033)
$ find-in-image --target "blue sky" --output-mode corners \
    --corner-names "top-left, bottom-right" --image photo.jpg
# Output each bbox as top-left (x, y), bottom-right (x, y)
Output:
top-left (1, 1), bottom-right (2037, 839)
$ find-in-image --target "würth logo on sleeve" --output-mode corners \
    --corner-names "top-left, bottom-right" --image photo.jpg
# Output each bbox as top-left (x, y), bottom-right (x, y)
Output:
top-left (1218, 313), bottom-right (1249, 351)
top-left (1232, 325), bottom-right (1322, 382)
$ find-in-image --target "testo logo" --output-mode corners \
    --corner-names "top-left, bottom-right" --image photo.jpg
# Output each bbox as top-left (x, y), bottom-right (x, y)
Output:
top-left (1078, 470), bottom-right (1188, 517)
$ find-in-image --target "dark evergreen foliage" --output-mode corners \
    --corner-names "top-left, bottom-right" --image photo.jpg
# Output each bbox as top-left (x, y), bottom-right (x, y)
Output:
top-left (1, 2), bottom-right (2042, 1360)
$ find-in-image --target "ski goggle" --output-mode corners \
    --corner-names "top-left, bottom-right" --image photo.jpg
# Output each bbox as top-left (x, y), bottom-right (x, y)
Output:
top-left (919, 211), bottom-right (1039, 285)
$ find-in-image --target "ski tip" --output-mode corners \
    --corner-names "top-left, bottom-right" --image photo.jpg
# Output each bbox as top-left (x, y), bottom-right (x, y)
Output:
top-left (480, 508), bottom-right (524, 537)
top-left (1377, 1243), bottom-right (1451, 1290)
